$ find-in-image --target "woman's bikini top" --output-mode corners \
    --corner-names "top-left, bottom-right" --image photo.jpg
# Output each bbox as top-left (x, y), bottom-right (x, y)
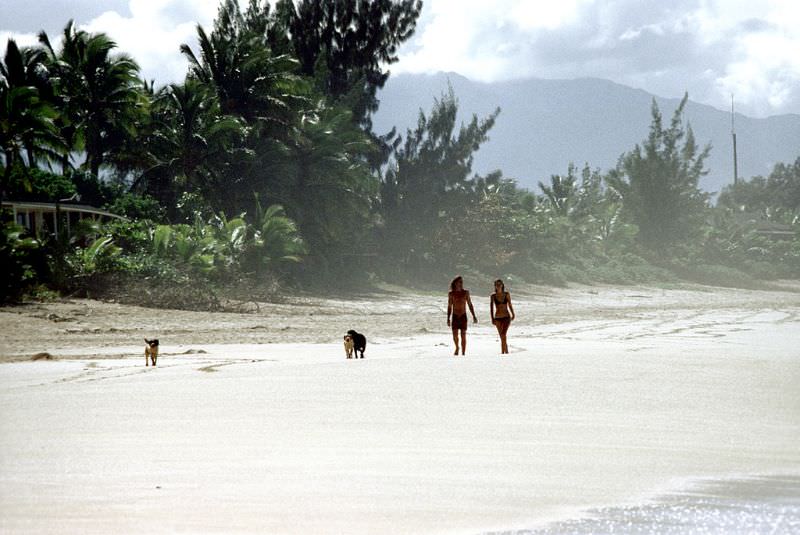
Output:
top-left (492, 292), bottom-right (509, 305)
top-left (493, 292), bottom-right (510, 317)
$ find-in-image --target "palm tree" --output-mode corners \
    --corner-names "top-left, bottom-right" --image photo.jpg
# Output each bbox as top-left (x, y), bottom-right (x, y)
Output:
top-left (0, 83), bottom-right (63, 199)
top-left (39, 21), bottom-right (143, 177)
top-left (179, 1), bottom-right (305, 133)
top-left (539, 167), bottom-right (578, 218)
top-left (38, 27), bottom-right (79, 173)
top-left (0, 38), bottom-right (52, 98)
top-left (0, 38), bottom-right (65, 192)
top-left (135, 81), bottom-right (247, 212)
top-left (245, 195), bottom-right (306, 273)
top-left (178, 2), bottom-right (310, 217)
top-left (280, 99), bottom-right (375, 262)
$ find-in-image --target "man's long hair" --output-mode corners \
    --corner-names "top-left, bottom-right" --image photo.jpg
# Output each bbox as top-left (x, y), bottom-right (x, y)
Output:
top-left (450, 275), bottom-right (463, 292)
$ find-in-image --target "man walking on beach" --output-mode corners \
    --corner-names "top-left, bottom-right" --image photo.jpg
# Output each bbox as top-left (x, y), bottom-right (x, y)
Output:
top-left (447, 276), bottom-right (477, 355)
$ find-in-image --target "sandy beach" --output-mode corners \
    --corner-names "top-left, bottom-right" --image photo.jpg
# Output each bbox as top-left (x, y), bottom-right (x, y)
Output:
top-left (1, 283), bottom-right (799, 533)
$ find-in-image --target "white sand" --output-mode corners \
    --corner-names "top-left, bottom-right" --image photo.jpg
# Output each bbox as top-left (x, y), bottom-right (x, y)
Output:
top-left (1, 285), bottom-right (799, 533)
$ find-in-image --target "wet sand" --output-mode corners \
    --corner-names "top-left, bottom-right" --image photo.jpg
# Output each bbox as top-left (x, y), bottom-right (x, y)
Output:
top-left (1, 284), bottom-right (799, 533)
top-left (496, 475), bottom-right (800, 534)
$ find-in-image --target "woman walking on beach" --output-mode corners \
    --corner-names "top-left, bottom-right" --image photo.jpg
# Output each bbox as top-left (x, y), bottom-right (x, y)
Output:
top-left (447, 276), bottom-right (477, 356)
top-left (490, 279), bottom-right (515, 354)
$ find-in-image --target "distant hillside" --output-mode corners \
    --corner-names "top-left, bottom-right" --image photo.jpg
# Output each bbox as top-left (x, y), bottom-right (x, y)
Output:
top-left (372, 72), bottom-right (800, 193)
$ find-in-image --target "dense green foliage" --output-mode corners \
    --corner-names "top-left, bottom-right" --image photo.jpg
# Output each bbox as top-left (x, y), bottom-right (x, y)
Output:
top-left (1, 0), bottom-right (798, 307)
top-left (718, 157), bottom-right (800, 224)
top-left (280, 0), bottom-right (422, 128)
top-left (0, 221), bottom-right (40, 302)
top-left (607, 95), bottom-right (710, 252)
top-left (378, 85), bottom-right (500, 277)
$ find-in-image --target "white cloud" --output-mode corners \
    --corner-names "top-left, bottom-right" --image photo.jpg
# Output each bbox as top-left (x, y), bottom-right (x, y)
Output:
top-left (80, 1), bottom-right (219, 86)
top-left (2, 0), bottom-right (799, 116)
top-left (0, 31), bottom-right (39, 48)
top-left (619, 23), bottom-right (666, 41)
top-left (395, 0), bottom-right (800, 117)
top-left (1, 1), bottom-right (219, 86)
top-left (508, 0), bottom-right (590, 31)
top-left (711, 2), bottom-right (800, 116)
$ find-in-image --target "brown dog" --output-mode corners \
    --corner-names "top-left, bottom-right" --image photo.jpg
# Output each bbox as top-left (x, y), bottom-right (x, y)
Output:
top-left (343, 334), bottom-right (354, 359)
top-left (144, 338), bottom-right (159, 366)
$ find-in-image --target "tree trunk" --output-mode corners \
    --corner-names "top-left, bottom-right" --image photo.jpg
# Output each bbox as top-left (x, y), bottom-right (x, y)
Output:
top-left (25, 145), bottom-right (36, 169)
top-left (90, 156), bottom-right (100, 177)
top-left (1, 150), bottom-right (16, 203)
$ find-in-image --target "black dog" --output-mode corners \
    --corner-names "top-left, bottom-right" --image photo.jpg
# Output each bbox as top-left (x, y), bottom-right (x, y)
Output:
top-left (346, 330), bottom-right (366, 359)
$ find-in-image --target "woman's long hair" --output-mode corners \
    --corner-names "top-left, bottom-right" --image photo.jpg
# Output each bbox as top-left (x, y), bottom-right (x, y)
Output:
top-left (494, 279), bottom-right (505, 293)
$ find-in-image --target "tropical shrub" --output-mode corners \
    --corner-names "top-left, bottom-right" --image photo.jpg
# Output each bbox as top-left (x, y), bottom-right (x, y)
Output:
top-left (104, 193), bottom-right (165, 221)
top-left (152, 216), bottom-right (218, 275)
top-left (5, 167), bottom-right (76, 201)
top-left (243, 200), bottom-right (306, 275)
top-left (0, 220), bottom-right (40, 302)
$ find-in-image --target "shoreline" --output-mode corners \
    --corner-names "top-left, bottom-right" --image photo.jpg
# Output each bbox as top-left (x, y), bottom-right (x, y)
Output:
top-left (3, 282), bottom-right (800, 360)
top-left (1, 285), bottom-right (799, 533)
top-left (494, 472), bottom-right (800, 534)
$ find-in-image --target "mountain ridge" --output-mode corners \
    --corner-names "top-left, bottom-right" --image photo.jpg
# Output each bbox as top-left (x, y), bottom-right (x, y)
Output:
top-left (372, 72), bottom-right (800, 193)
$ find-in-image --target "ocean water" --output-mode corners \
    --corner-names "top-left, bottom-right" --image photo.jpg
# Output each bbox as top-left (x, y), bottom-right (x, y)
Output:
top-left (489, 475), bottom-right (800, 534)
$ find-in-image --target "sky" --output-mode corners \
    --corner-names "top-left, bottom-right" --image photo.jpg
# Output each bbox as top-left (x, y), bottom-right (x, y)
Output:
top-left (1, 0), bottom-right (799, 117)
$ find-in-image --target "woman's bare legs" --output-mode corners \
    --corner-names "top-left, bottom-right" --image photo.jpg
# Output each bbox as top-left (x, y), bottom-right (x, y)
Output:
top-left (495, 320), bottom-right (510, 354)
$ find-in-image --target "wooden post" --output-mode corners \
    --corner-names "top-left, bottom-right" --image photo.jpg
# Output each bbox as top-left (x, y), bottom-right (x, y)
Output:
top-left (732, 95), bottom-right (739, 185)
